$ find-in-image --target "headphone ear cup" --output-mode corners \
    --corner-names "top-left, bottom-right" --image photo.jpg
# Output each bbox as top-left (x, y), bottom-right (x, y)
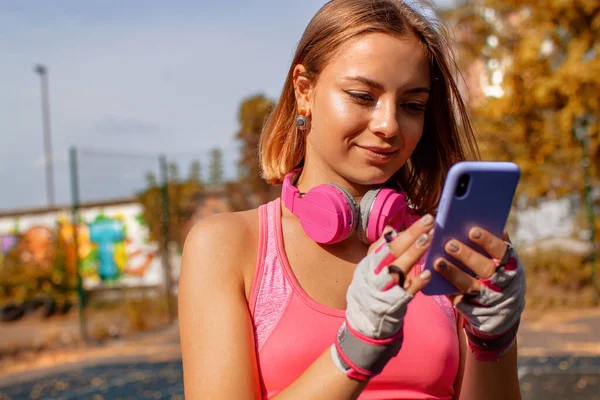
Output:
top-left (360, 188), bottom-right (408, 244)
top-left (329, 183), bottom-right (360, 237)
top-left (357, 189), bottom-right (380, 244)
top-left (298, 184), bottom-right (358, 244)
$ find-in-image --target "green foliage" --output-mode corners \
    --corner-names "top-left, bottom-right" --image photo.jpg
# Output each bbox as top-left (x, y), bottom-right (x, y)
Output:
top-left (208, 148), bottom-right (223, 185)
top-left (145, 171), bottom-right (158, 188)
top-left (138, 160), bottom-right (205, 248)
top-left (167, 162), bottom-right (179, 183)
top-left (187, 160), bottom-right (203, 185)
top-left (0, 229), bottom-right (75, 306)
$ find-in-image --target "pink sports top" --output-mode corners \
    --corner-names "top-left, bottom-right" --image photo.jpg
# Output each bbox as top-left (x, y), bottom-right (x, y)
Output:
top-left (249, 199), bottom-right (460, 399)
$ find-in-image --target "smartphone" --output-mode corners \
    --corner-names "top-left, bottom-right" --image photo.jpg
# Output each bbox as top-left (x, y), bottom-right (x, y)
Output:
top-left (421, 161), bottom-right (521, 296)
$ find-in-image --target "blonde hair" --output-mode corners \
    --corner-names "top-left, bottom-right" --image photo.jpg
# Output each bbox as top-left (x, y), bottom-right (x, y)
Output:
top-left (259, 0), bottom-right (479, 214)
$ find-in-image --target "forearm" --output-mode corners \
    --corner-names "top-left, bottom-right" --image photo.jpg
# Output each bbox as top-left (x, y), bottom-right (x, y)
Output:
top-left (457, 340), bottom-right (521, 400)
top-left (271, 347), bottom-right (368, 400)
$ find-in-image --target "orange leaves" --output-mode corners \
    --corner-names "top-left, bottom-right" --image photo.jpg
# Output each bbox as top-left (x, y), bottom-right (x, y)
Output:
top-left (449, 0), bottom-right (600, 201)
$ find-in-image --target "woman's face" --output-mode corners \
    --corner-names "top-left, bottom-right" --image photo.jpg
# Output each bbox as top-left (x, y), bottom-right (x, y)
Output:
top-left (298, 32), bottom-right (431, 187)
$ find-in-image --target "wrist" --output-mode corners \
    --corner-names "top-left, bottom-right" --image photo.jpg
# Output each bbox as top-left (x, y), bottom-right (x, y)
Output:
top-left (331, 320), bottom-right (403, 381)
top-left (463, 319), bottom-right (520, 361)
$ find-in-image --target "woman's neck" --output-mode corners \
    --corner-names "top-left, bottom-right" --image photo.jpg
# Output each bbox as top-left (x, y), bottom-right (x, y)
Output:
top-left (294, 162), bottom-right (373, 202)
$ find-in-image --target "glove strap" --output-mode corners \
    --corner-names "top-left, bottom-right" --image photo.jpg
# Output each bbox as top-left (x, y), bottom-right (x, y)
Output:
top-left (331, 321), bottom-right (403, 381)
top-left (464, 319), bottom-right (520, 361)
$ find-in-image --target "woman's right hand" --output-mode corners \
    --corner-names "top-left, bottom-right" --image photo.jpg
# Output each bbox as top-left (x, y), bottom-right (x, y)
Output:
top-left (331, 214), bottom-right (435, 381)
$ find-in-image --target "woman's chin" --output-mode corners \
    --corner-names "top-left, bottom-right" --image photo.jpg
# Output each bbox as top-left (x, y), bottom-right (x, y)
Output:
top-left (345, 165), bottom-right (398, 187)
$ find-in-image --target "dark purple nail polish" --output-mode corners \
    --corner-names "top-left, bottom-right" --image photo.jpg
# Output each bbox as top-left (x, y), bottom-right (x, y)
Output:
top-left (384, 230), bottom-right (398, 243)
top-left (438, 260), bottom-right (448, 270)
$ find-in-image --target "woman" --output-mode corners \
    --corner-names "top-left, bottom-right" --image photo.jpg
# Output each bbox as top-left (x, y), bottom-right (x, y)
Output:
top-left (179, 1), bottom-right (525, 399)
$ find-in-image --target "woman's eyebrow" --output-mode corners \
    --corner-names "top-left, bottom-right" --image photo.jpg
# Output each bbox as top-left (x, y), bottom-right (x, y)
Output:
top-left (404, 86), bottom-right (430, 94)
top-left (343, 75), bottom-right (384, 90)
top-left (342, 75), bottom-right (430, 94)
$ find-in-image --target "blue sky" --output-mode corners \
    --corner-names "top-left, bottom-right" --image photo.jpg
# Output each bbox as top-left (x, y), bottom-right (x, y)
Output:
top-left (0, 0), bottom-right (454, 210)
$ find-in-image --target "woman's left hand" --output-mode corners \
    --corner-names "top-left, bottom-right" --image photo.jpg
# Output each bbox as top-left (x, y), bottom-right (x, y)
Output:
top-left (433, 227), bottom-right (526, 361)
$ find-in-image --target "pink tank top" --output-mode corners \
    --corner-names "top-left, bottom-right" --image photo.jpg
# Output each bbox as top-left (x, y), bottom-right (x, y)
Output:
top-left (249, 199), bottom-right (460, 399)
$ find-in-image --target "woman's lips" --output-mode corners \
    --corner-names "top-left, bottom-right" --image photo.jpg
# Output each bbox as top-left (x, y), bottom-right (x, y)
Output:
top-left (356, 145), bottom-right (398, 162)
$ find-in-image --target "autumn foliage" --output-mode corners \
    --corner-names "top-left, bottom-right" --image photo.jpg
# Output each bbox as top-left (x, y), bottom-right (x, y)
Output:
top-left (446, 0), bottom-right (599, 201)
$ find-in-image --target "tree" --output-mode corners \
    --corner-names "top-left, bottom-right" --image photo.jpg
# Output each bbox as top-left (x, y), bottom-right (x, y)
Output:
top-left (446, 0), bottom-right (600, 201)
top-left (235, 94), bottom-right (276, 203)
top-left (168, 162), bottom-right (179, 183)
top-left (187, 160), bottom-right (202, 185)
top-left (209, 148), bottom-right (224, 185)
top-left (145, 171), bottom-right (158, 188)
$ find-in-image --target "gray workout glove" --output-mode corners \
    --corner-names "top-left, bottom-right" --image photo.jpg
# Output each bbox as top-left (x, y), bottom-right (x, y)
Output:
top-left (457, 243), bottom-right (526, 361)
top-left (330, 232), bottom-right (414, 381)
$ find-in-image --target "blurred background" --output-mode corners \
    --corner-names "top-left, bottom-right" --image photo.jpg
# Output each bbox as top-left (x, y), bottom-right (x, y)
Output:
top-left (0, 0), bottom-right (598, 399)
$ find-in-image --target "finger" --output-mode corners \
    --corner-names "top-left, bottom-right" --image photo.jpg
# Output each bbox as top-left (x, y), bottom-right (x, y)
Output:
top-left (444, 239), bottom-right (497, 279)
top-left (446, 293), bottom-right (464, 307)
top-left (468, 227), bottom-right (509, 261)
top-left (370, 214), bottom-right (434, 278)
top-left (404, 269), bottom-right (432, 295)
top-left (376, 228), bottom-right (433, 277)
top-left (368, 225), bottom-right (396, 254)
top-left (434, 258), bottom-right (481, 295)
top-left (387, 213), bottom-right (434, 257)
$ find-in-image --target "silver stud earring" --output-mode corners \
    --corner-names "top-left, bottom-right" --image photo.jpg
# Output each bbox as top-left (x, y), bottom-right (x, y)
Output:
top-left (295, 114), bottom-right (309, 130)
top-left (295, 108), bottom-right (309, 131)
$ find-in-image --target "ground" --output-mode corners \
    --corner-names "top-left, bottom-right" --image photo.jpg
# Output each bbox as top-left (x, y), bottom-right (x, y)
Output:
top-left (1, 307), bottom-right (600, 399)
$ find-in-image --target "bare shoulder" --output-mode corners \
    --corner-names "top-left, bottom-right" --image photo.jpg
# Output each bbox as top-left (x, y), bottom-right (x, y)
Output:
top-left (178, 209), bottom-right (263, 398)
top-left (181, 209), bottom-right (260, 294)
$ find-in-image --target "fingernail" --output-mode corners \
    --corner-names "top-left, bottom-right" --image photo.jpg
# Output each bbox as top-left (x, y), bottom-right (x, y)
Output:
top-left (384, 230), bottom-right (398, 243)
top-left (471, 229), bottom-right (482, 239)
top-left (420, 214), bottom-right (434, 227)
top-left (447, 241), bottom-right (459, 253)
top-left (403, 279), bottom-right (411, 290)
top-left (420, 270), bottom-right (431, 279)
top-left (416, 233), bottom-right (429, 248)
top-left (438, 260), bottom-right (448, 270)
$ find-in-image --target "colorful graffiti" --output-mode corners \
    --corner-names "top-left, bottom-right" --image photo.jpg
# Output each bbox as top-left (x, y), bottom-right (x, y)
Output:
top-left (0, 202), bottom-right (166, 321)
top-left (72, 213), bottom-right (158, 284)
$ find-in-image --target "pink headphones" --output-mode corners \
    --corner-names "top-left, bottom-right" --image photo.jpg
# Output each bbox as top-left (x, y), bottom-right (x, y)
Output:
top-left (281, 169), bottom-right (410, 245)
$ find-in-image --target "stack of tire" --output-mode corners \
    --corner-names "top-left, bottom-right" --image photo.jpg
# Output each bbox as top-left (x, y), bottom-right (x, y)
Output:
top-left (0, 295), bottom-right (73, 322)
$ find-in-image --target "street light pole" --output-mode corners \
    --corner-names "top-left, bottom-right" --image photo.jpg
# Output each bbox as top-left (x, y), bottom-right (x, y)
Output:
top-left (34, 64), bottom-right (56, 207)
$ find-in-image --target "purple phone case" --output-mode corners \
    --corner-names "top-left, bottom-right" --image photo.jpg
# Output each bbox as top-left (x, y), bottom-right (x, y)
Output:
top-left (421, 161), bottom-right (521, 296)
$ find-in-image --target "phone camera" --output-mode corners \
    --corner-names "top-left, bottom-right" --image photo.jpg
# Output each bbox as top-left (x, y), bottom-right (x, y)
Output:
top-left (455, 174), bottom-right (470, 197)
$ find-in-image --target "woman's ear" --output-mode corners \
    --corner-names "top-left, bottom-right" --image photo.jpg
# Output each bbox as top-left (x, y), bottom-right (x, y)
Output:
top-left (292, 64), bottom-right (313, 117)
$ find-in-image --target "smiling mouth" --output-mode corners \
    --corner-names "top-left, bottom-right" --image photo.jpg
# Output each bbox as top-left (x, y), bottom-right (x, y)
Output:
top-left (356, 145), bottom-right (398, 160)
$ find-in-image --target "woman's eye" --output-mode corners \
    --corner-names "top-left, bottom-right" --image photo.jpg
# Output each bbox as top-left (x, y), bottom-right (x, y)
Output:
top-left (345, 91), bottom-right (374, 103)
top-left (403, 103), bottom-right (427, 113)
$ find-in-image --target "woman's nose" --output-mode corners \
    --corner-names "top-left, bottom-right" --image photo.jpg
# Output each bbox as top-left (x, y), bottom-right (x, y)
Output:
top-left (369, 101), bottom-right (400, 138)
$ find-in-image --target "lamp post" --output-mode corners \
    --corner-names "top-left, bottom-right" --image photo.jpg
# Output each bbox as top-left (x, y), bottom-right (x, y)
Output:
top-left (34, 64), bottom-right (56, 207)
top-left (573, 115), bottom-right (598, 306)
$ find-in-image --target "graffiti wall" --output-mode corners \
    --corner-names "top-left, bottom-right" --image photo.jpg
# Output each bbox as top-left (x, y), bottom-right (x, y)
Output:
top-left (0, 201), bottom-right (168, 294)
